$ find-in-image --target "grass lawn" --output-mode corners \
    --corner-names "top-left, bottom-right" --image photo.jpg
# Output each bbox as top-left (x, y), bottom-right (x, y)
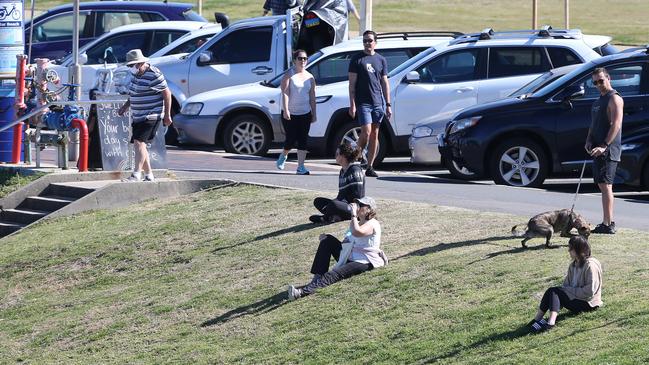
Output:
top-left (29, 0), bottom-right (649, 45)
top-left (0, 169), bottom-right (44, 199)
top-left (1, 184), bottom-right (648, 363)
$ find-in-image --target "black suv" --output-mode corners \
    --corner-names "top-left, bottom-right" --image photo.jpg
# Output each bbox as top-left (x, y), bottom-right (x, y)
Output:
top-left (440, 48), bottom-right (649, 189)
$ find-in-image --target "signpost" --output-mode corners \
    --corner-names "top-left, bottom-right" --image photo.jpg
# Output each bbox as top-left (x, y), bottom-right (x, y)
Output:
top-left (0, 0), bottom-right (24, 77)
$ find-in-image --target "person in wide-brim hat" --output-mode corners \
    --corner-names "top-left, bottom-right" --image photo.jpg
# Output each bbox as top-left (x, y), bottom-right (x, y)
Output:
top-left (124, 48), bottom-right (149, 65)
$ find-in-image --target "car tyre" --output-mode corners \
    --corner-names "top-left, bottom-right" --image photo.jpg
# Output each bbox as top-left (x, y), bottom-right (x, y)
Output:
top-left (333, 121), bottom-right (387, 166)
top-left (223, 114), bottom-right (271, 156)
top-left (490, 138), bottom-right (548, 187)
top-left (443, 157), bottom-right (481, 180)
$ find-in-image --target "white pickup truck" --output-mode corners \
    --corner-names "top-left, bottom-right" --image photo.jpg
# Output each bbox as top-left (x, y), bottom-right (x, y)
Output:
top-left (115, 15), bottom-right (295, 114)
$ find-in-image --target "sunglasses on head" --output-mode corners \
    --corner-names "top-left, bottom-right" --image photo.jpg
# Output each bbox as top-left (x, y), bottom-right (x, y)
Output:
top-left (593, 79), bottom-right (606, 86)
top-left (296, 56), bottom-right (308, 61)
top-left (362, 38), bottom-right (374, 44)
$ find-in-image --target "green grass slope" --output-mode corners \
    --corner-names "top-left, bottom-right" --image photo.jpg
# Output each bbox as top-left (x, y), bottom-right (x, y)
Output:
top-left (1, 185), bottom-right (648, 363)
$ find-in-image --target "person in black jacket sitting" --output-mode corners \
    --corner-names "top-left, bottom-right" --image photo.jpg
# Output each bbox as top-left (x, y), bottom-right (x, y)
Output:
top-left (309, 143), bottom-right (365, 224)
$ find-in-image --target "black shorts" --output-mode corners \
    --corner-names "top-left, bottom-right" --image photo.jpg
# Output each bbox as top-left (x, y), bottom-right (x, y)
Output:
top-left (592, 156), bottom-right (618, 184)
top-left (131, 118), bottom-right (161, 143)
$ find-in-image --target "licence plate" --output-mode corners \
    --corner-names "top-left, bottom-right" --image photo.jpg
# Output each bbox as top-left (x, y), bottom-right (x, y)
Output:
top-left (305, 17), bottom-right (320, 28)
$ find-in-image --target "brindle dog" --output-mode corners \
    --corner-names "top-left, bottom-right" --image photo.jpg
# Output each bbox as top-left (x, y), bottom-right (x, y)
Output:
top-left (511, 209), bottom-right (591, 248)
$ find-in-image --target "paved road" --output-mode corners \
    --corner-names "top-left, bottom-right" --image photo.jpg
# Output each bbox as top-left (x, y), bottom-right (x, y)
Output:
top-left (166, 147), bottom-right (649, 232)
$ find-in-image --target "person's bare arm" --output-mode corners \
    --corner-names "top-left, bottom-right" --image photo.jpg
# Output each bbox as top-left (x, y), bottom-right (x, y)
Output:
top-left (309, 76), bottom-right (317, 123)
top-left (348, 72), bottom-right (357, 118)
top-left (162, 88), bottom-right (173, 126)
top-left (381, 74), bottom-right (391, 119)
top-left (280, 74), bottom-right (291, 120)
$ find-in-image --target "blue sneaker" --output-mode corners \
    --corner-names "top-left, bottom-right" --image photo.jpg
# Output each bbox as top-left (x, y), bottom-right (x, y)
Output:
top-left (276, 153), bottom-right (287, 170)
top-left (296, 166), bottom-right (310, 175)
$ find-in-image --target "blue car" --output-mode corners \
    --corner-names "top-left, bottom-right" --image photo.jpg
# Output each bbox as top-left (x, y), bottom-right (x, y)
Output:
top-left (24, 1), bottom-right (205, 62)
top-left (440, 48), bottom-right (649, 190)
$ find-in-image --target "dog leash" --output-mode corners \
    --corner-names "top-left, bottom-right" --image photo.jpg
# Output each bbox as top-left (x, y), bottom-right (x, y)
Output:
top-left (570, 160), bottom-right (588, 213)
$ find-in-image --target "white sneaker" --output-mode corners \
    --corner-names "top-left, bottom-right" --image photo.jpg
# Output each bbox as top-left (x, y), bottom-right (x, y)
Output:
top-left (287, 285), bottom-right (302, 301)
top-left (144, 174), bottom-right (155, 182)
top-left (125, 173), bottom-right (141, 182)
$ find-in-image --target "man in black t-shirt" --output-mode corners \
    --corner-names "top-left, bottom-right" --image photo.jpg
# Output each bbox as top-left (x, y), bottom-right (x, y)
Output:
top-left (348, 30), bottom-right (392, 177)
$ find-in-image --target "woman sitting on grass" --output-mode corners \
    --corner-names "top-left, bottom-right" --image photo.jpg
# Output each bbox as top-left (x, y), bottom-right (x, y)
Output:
top-left (309, 143), bottom-right (365, 224)
top-left (530, 236), bottom-right (602, 332)
top-left (288, 196), bottom-right (387, 300)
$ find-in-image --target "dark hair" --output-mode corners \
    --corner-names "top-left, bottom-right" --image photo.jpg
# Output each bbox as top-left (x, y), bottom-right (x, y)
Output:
top-left (592, 67), bottom-right (609, 77)
top-left (336, 142), bottom-right (362, 162)
top-left (364, 207), bottom-right (377, 221)
top-left (363, 30), bottom-right (377, 42)
top-left (568, 236), bottom-right (591, 267)
top-left (293, 49), bottom-right (307, 59)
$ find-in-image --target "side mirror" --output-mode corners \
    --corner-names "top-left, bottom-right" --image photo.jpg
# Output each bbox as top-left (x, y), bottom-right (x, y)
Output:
top-left (405, 71), bottom-right (420, 83)
top-left (78, 52), bottom-right (88, 65)
top-left (557, 84), bottom-right (585, 101)
top-left (214, 12), bottom-right (229, 28)
top-left (197, 51), bottom-right (212, 65)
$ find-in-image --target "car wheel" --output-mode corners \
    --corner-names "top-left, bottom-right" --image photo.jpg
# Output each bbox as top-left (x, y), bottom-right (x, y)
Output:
top-left (490, 138), bottom-right (548, 187)
top-left (223, 114), bottom-right (271, 156)
top-left (333, 122), bottom-right (387, 165)
top-left (443, 157), bottom-right (480, 180)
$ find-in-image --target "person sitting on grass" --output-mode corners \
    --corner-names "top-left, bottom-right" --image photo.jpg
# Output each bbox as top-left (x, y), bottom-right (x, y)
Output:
top-left (309, 143), bottom-right (365, 224)
top-left (529, 236), bottom-right (602, 332)
top-left (288, 196), bottom-right (387, 300)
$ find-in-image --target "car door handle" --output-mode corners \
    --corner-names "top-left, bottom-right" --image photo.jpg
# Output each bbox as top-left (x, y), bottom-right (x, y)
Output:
top-left (455, 86), bottom-right (474, 93)
top-left (624, 106), bottom-right (643, 115)
top-left (252, 66), bottom-right (273, 75)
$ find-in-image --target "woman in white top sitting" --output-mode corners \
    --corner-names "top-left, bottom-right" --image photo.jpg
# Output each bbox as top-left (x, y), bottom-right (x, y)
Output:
top-left (276, 49), bottom-right (317, 175)
top-left (288, 196), bottom-right (387, 300)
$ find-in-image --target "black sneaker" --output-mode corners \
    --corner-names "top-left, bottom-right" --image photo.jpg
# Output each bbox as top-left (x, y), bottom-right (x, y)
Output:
top-left (309, 214), bottom-right (327, 224)
top-left (365, 167), bottom-right (379, 178)
top-left (593, 222), bottom-right (616, 234)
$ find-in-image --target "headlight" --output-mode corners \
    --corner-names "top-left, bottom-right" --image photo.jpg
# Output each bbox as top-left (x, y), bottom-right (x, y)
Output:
top-left (411, 125), bottom-right (434, 138)
top-left (449, 116), bottom-right (482, 134)
top-left (315, 95), bottom-right (332, 103)
top-left (181, 102), bottom-right (203, 116)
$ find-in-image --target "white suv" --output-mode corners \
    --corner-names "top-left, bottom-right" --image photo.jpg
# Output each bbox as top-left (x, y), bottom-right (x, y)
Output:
top-left (174, 32), bottom-right (459, 154)
top-left (311, 27), bottom-right (613, 163)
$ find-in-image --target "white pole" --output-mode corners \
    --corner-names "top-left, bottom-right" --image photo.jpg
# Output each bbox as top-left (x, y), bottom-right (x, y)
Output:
top-left (197, 0), bottom-right (202, 16)
top-left (565, 0), bottom-right (570, 28)
top-left (360, 0), bottom-right (372, 33)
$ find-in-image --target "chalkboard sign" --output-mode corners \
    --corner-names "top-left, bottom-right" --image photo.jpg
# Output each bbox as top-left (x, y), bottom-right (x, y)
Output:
top-left (95, 92), bottom-right (167, 171)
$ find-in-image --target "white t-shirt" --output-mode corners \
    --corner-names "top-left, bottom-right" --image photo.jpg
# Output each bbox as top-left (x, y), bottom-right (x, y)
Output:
top-left (349, 219), bottom-right (381, 264)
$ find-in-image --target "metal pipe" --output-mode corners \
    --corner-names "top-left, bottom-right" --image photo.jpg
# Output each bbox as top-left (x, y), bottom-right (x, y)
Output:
top-left (27, 0), bottom-right (35, 62)
top-left (11, 123), bottom-right (23, 164)
top-left (71, 118), bottom-right (88, 172)
top-left (0, 98), bottom-right (127, 133)
top-left (564, 0), bottom-right (570, 28)
top-left (71, 0), bottom-right (82, 101)
top-left (532, 0), bottom-right (538, 29)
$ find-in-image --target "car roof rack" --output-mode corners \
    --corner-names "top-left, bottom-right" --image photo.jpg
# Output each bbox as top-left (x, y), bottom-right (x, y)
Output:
top-left (449, 25), bottom-right (583, 45)
top-left (376, 31), bottom-right (464, 40)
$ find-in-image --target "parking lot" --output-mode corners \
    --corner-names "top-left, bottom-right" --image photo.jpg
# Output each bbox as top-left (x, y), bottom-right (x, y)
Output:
top-left (163, 145), bottom-right (649, 231)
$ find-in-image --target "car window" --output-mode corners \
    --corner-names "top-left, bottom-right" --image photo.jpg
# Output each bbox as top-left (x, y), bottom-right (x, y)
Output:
top-left (308, 51), bottom-right (355, 85)
top-left (86, 31), bottom-right (148, 64)
top-left (167, 34), bottom-right (214, 55)
top-left (33, 13), bottom-right (89, 43)
top-left (381, 49), bottom-right (413, 71)
top-left (98, 12), bottom-right (147, 33)
top-left (570, 64), bottom-right (643, 99)
top-left (488, 47), bottom-right (550, 78)
top-left (546, 47), bottom-right (581, 68)
top-left (149, 13), bottom-right (165, 22)
top-left (206, 26), bottom-right (273, 64)
top-left (416, 49), bottom-right (479, 83)
top-left (151, 31), bottom-right (186, 53)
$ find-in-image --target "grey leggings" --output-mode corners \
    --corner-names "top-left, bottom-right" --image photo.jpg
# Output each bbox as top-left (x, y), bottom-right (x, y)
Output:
top-left (302, 234), bottom-right (372, 296)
